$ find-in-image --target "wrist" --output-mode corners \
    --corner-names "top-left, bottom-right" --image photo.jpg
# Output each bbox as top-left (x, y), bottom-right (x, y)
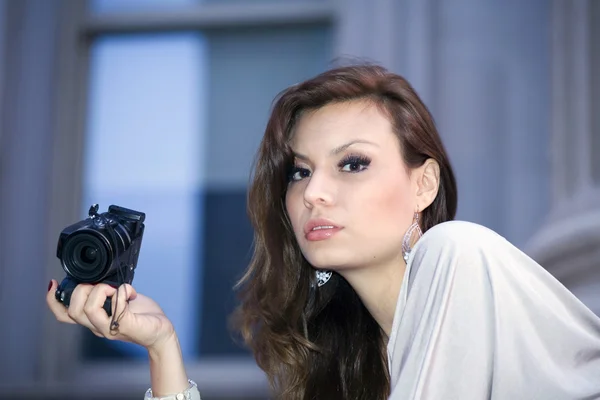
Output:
top-left (147, 331), bottom-right (179, 360)
top-left (147, 332), bottom-right (189, 397)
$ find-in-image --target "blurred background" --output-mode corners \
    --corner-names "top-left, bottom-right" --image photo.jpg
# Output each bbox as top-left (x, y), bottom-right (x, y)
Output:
top-left (0, 0), bottom-right (598, 399)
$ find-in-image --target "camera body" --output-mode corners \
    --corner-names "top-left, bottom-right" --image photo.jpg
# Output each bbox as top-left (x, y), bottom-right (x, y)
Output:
top-left (55, 204), bottom-right (146, 316)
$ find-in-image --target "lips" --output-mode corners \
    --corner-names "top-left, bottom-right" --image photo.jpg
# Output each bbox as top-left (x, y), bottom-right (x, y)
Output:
top-left (304, 218), bottom-right (343, 241)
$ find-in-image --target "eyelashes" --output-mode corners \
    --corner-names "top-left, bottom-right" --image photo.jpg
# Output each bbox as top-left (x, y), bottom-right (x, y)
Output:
top-left (287, 166), bottom-right (310, 182)
top-left (288, 153), bottom-right (371, 182)
top-left (337, 154), bottom-right (371, 172)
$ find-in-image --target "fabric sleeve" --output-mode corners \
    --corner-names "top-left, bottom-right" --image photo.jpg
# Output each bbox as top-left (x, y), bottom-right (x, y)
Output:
top-left (387, 221), bottom-right (600, 400)
top-left (144, 379), bottom-right (201, 400)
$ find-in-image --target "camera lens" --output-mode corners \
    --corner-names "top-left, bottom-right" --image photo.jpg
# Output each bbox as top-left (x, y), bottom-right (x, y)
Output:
top-left (80, 246), bottom-right (97, 263)
top-left (61, 232), bottom-right (110, 282)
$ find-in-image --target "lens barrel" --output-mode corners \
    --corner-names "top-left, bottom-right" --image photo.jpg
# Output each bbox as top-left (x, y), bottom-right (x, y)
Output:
top-left (61, 231), bottom-right (111, 282)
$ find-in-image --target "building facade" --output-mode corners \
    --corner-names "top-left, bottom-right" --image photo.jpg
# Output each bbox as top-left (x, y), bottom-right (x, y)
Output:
top-left (0, 0), bottom-right (598, 398)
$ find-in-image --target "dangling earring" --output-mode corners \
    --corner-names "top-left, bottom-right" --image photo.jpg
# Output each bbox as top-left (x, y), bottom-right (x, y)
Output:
top-left (402, 211), bottom-right (423, 262)
top-left (316, 270), bottom-right (332, 287)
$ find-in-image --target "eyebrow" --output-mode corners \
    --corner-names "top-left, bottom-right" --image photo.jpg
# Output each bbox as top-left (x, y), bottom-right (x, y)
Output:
top-left (292, 139), bottom-right (379, 161)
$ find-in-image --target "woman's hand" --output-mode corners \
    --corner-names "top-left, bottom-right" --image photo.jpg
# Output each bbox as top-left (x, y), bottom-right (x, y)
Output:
top-left (46, 280), bottom-right (175, 351)
top-left (47, 280), bottom-right (191, 396)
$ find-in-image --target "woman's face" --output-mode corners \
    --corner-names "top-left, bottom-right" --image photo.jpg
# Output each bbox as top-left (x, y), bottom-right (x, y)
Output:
top-left (285, 100), bottom-right (419, 272)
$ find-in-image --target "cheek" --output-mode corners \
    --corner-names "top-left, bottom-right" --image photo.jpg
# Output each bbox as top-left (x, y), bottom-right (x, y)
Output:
top-left (358, 177), bottom-right (414, 231)
top-left (285, 189), bottom-right (303, 232)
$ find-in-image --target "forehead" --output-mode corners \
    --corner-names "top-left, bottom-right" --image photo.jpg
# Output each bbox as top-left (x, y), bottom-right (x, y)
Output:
top-left (289, 100), bottom-right (398, 150)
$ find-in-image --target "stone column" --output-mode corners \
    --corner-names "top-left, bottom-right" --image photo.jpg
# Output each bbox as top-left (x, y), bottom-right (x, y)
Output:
top-left (0, 0), bottom-right (60, 384)
top-left (0, 0), bottom-right (89, 389)
top-left (333, 0), bottom-right (439, 106)
top-left (525, 0), bottom-right (600, 314)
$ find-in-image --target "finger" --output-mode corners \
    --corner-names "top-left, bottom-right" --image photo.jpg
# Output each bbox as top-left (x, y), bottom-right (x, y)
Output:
top-left (46, 279), bottom-right (76, 325)
top-left (90, 329), bottom-right (105, 338)
top-left (66, 283), bottom-right (97, 331)
top-left (109, 284), bottom-right (138, 330)
top-left (84, 284), bottom-right (118, 334)
top-left (46, 281), bottom-right (105, 337)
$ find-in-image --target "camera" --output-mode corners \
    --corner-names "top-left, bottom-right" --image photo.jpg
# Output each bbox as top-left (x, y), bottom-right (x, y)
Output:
top-left (55, 204), bottom-right (146, 316)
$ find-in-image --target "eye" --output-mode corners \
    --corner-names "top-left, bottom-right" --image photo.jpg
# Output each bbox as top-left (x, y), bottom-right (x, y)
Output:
top-left (288, 167), bottom-right (311, 182)
top-left (339, 154), bottom-right (371, 173)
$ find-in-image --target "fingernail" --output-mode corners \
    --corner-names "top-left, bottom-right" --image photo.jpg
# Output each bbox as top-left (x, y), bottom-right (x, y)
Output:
top-left (47, 280), bottom-right (53, 292)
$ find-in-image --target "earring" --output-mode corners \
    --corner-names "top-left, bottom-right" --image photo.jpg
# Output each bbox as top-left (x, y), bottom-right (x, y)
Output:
top-left (316, 270), bottom-right (332, 287)
top-left (402, 211), bottom-right (423, 262)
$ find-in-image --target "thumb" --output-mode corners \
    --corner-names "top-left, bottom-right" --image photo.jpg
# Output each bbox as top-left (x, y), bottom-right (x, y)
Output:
top-left (110, 284), bottom-right (137, 319)
top-left (119, 283), bottom-right (137, 301)
top-left (120, 283), bottom-right (138, 302)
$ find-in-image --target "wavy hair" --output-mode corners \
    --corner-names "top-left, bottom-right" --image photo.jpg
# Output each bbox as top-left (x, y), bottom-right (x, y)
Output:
top-left (231, 64), bottom-right (457, 400)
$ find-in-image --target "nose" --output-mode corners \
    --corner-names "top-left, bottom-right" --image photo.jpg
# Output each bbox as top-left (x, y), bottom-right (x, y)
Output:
top-left (303, 170), bottom-right (335, 208)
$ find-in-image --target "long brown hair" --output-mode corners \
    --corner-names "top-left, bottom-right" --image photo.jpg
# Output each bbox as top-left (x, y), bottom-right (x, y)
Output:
top-left (232, 64), bottom-right (457, 399)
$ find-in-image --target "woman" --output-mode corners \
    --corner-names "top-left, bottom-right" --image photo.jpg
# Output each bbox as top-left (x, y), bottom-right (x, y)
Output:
top-left (47, 65), bottom-right (600, 400)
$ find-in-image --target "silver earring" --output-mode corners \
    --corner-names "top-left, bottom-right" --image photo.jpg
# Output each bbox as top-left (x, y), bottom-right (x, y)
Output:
top-left (402, 211), bottom-right (423, 262)
top-left (316, 270), bottom-right (332, 287)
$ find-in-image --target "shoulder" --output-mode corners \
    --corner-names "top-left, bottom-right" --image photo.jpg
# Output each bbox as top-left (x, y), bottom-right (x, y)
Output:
top-left (423, 220), bottom-right (505, 242)
top-left (407, 220), bottom-right (518, 283)
top-left (415, 220), bottom-right (510, 256)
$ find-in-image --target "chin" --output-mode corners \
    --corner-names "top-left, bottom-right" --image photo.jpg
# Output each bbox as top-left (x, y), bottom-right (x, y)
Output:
top-left (302, 248), bottom-right (356, 271)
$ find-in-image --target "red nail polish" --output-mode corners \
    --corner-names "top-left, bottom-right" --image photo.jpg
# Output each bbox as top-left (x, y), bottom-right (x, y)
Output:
top-left (48, 280), bottom-right (53, 292)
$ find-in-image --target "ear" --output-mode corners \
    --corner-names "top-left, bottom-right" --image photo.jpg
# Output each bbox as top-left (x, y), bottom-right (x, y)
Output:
top-left (415, 158), bottom-right (440, 211)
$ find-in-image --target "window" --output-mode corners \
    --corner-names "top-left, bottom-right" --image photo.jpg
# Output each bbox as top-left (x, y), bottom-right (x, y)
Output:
top-left (91, 0), bottom-right (196, 14)
top-left (80, 1), bottom-right (333, 362)
top-left (81, 32), bottom-right (206, 360)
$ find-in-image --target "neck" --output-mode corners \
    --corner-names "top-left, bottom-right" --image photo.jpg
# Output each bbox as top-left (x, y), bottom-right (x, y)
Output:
top-left (338, 253), bottom-right (406, 338)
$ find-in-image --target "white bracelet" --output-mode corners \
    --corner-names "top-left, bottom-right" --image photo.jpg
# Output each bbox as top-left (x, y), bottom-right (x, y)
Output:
top-left (144, 379), bottom-right (201, 400)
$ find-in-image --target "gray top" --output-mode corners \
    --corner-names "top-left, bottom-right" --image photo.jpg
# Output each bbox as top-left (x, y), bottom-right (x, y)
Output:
top-left (387, 221), bottom-right (600, 400)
